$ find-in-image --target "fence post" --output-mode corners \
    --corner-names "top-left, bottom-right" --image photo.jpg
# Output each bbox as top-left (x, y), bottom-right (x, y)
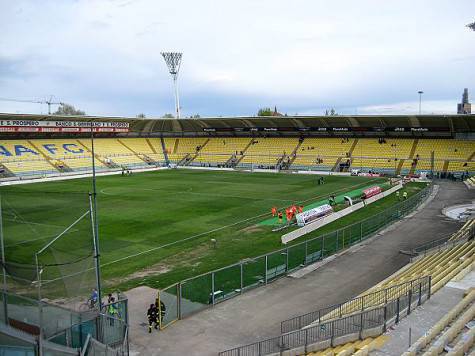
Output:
top-left (396, 297), bottom-right (400, 324)
top-left (321, 236), bottom-right (325, 258)
top-left (178, 283), bottom-right (182, 319)
top-left (336, 230), bottom-right (339, 251)
top-left (305, 240), bottom-right (308, 264)
top-left (240, 263), bottom-right (243, 294)
top-left (286, 247), bottom-right (289, 272)
top-left (265, 256), bottom-right (268, 284)
top-left (359, 311), bottom-right (364, 340)
top-left (304, 328), bottom-right (308, 354)
top-left (211, 272), bottom-right (215, 305)
top-left (383, 304), bottom-right (388, 332)
top-left (428, 276), bottom-right (432, 300)
top-left (418, 282), bottom-right (422, 306)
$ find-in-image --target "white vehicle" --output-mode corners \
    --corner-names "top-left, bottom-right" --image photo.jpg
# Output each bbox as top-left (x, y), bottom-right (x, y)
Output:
top-left (350, 169), bottom-right (360, 176)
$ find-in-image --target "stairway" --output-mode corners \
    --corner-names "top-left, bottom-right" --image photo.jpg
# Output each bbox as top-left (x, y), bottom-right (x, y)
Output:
top-left (232, 138), bottom-right (255, 167)
top-left (76, 140), bottom-right (113, 167)
top-left (344, 138), bottom-right (359, 172)
top-left (286, 139), bottom-right (304, 168)
top-left (184, 138), bottom-right (210, 166)
top-left (160, 137), bottom-right (169, 165)
top-left (442, 160), bottom-right (450, 174)
top-left (27, 140), bottom-right (62, 172)
top-left (0, 164), bottom-right (15, 177)
top-left (396, 139), bottom-right (418, 175)
top-left (117, 139), bottom-right (149, 163)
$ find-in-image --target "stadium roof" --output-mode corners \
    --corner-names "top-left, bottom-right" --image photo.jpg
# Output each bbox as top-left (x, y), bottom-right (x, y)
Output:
top-left (0, 112), bottom-right (473, 134)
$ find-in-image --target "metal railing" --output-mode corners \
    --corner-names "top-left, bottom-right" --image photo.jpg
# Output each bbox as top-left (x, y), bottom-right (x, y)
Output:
top-left (157, 184), bottom-right (433, 329)
top-left (280, 276), bottom-right (431, 333)
top-left (412, 223), bottom-right (474, 256)
top-left (0, 290), bottom-right (129, 355)
top-left (219, 276), bottom-right (431, 356)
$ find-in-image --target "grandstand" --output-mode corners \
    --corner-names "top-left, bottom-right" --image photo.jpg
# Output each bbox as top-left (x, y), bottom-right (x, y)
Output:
top-left (0, 113), bottom-right (473, 179)
top-left (220, 217), bottom-right (475, 356)
top-left (303, 223), bottom-right (475, 355)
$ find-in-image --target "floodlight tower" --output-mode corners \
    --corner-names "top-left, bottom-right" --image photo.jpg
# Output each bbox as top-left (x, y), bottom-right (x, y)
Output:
top-left (418, 90), bottom-right (424, 115)
top-left (161, 52), bottom-right (183, 119)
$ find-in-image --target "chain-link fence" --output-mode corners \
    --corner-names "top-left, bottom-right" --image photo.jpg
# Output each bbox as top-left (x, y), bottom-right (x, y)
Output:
top-left (157, 183), bottom-right (433, 327)
top-left (0, 189), bottom-right (128, 355)
top-left (219, 276), bottom-right (431, 356)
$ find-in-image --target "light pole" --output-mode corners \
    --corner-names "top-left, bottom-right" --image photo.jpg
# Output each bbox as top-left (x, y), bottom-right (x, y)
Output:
top-left (418, 91), bottom-right (424, 115)
top-left (161, 52), bottom-right (183, 119)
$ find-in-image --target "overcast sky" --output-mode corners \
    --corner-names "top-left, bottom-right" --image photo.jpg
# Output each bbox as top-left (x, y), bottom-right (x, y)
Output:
top-left (0, 0), bottom-right (474, 117)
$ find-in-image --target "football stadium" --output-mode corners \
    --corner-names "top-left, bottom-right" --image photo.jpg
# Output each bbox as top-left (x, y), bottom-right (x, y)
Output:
top-left (1, 1), bottom-right (475, 356)
top-left (0, 111), bottom-right (473, 356)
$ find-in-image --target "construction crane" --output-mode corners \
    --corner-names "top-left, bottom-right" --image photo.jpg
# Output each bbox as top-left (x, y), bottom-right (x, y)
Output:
top-left (0, 96), bottom-right (64, 115)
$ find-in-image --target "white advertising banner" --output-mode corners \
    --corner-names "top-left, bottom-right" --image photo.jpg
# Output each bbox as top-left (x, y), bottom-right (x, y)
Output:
top-left (0, 120), bottom-right (129, 133)
top-left (295, 204), bottom-right (333, 227)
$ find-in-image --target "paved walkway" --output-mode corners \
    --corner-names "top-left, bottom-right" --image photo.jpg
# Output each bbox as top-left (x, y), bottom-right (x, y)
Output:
top-left (127, 180), bottom-right (474, 356)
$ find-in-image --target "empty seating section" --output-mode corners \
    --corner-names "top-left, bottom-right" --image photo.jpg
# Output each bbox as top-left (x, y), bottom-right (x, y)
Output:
top-left (303, 226), bottom-right (475, 356)
top-left (163, 137), bottom-right (207, 162)
top-left (352, 139), bottom-right (414, 173)
top-left (403, 289), bottom-right (475, 356)
top-left (30, 139), bottom-right (107, 171)
top-left (0, 137), bottom-right (472, 176)
top-left (293, 138), bottom-right (355, 170)
top-left (306, 336), bottom-right (387, 356)
top-left (119, 138), bottom-right (165, 163)
top-left (370, 240), bottom-right (474, 295)
top-left (0, 140), bottom-right (56, 175)
top-left (307, 237), bottom-right (474, 327)
top-left (412, 139), bottom-right (474, 172)
top-left (78, 139), bottom-right (146, 167)
top-left (241, 137), bottom-right (299, 166)
top-left (449, 219), bottom-right (474, 242)
top-left (194, 138), bottom-right (249, 164)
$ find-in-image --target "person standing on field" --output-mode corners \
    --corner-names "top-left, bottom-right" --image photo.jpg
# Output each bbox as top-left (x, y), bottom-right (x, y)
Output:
top-left (271, 207), bottom-right (277, 217)
top-left (278, 211), bottom-right (283, 224)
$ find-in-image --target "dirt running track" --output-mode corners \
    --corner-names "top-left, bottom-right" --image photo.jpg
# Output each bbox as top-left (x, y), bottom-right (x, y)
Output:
top-left (125, 180), bottom-right (474, 356)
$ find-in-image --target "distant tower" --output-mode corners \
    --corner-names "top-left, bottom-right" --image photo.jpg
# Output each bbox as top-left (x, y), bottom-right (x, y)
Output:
top-left (457, 88), bottom-right (471, 114)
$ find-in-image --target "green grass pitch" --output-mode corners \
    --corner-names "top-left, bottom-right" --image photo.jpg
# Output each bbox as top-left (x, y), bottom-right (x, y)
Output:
top-left (0, 169), bottom-right (423, 292)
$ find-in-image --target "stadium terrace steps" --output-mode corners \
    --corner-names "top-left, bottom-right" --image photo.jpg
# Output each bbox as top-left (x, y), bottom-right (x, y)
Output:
top-left (304, 234), bottom-right (475, 330)
top-left (285, 138), bottom-right (304, 168)
top-left (403, 289), bottom-right (475, 356)
top-left (443, 160), bottom-right (450, 174)
top-left (232, 138), bottom-right (255, 166)
top-left (449, 220), bottom-right (474, 242)
top-left (195, 138), bottom-right (249, 165)
top-left (145, 138), bottom-right (158, 154)
top-left (301, 228), bottom-right (475, 356)
top-left (116, 139), bottom-right (149, 163)
top-left (26, 140), bottom-right (63, 172)
top-left (76, 139), bottom-right (113, 167)
top-left (345, 138), bottom-right (360, 172)
top-left (305, 336), bottom-right (388, 356)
